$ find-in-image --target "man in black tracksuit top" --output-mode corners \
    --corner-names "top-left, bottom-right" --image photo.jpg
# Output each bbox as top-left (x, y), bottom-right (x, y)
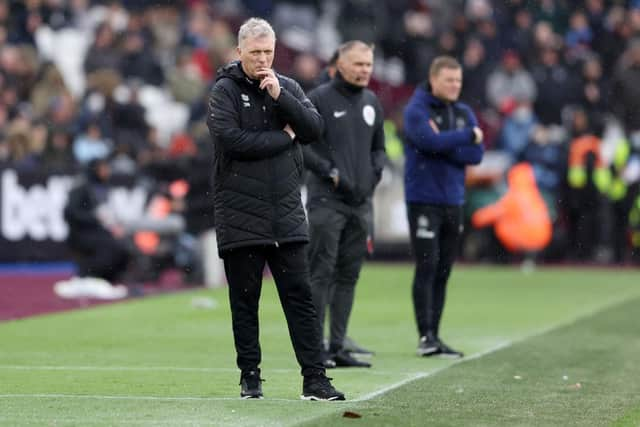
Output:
top-left (206, 18), bottom-right (343, 401)
top-left (303, 41), bottom-right (386, 368)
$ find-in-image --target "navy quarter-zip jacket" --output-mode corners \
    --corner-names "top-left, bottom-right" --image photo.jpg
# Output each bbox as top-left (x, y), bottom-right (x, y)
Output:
top-left (403, 83), bottom-right (484, 206)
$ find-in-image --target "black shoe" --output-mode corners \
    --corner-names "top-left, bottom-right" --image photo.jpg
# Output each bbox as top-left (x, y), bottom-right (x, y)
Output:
top-left (417, 334), bottom-right (439, 356)
top-left (332, 349), bottom-right (371, 368)
top-left (301, 373), bottom-right (345, 401)
top-left (343, 336), bottom-right (375, 357)
top-left (239, 370), bottom-right (264, 399)
top-left (437, 339), bottom-right (464, 359)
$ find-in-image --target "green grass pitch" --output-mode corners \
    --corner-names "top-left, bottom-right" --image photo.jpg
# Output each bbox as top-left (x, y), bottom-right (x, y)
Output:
top-left (1, 264), bottom-right (640, 426)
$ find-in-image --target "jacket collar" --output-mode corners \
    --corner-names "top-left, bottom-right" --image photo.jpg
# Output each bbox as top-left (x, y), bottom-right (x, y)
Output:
top-left (331, 70), bottom-right (364, 97)
top-left (216, 60), bottom-right (263, 90)
top-left (420, 82), bottom-right (452, 108)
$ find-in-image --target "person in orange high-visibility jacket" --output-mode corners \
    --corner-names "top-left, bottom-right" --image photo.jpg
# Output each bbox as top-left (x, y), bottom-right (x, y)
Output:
top-left (471, 162), bottom-right (552, 252)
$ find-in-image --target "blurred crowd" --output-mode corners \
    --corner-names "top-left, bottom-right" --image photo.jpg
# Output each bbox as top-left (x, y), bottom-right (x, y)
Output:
top-left (2, 0), bottom-right (640, 265)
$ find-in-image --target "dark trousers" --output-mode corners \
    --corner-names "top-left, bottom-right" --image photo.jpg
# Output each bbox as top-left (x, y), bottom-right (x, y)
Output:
top-left (69, 231), bottom-right (130, 283)
top-left (223, 242), bottom-right (324, 376)
top-left (407, 203), bottom-right (462, 338)
top-left (307, 205), bottom-right (368, 353)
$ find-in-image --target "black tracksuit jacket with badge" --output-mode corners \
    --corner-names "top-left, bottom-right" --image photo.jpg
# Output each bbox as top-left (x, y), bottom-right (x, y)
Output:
top-left (207, 61), bottom-right (323, 254)
top-left (303, 73), bottom-right (387, 208)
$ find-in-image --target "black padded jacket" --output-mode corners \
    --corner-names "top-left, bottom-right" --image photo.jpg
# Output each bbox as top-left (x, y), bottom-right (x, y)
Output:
top-left (207, 61), bottom-right (323, 254)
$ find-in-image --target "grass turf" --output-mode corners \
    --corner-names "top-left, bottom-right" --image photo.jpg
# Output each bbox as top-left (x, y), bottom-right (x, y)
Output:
top-left (0, 265), bottom-right (639, 426)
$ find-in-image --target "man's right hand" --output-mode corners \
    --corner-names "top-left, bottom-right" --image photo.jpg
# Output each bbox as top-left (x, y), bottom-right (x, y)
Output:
top-left (284, 124), bottom-right (296, 140)
top-left (472, 126), bottom-right (484, 144)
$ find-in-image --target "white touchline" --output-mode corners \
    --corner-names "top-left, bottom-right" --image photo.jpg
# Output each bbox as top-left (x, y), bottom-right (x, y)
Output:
top-left (0, 297), bottom-right (630, 418)
top-left (0, 393), bottom-right (301, 403)
top-left (0, 365), bottom-right (412, 377)
top-left (352, 340), bottom-right (512, 402)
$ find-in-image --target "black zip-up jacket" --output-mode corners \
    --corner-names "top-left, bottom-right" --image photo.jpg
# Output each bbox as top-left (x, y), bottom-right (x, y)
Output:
top-left (302, 73), bottom-right (386, 208)
top-left (64, 178), bottom-right (111, 249)
top-left (207, 61), bottom-right (323, 254)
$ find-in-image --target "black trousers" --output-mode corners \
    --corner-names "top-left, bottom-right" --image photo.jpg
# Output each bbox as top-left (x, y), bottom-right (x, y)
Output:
top-left (307, 204), bottom-right (368, 353)
top-left (407, 203), bottom-right (462, 338)
top-left (69, 231), bottom-right (130, 283)
top-left (223, 242), bottom-right (324, 376)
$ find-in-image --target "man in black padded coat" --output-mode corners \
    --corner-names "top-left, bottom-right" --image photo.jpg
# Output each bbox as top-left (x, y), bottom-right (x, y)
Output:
top-left (206, 17), bottom-right (344, 401)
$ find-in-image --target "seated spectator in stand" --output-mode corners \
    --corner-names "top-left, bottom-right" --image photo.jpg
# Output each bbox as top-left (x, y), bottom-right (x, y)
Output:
top-left (73, 120), bottom-right (112, 165)
top-left (5, 119), bottom-right (41, 171)
top-left (119, 30), bottom-right (164, 86)
top-left (292, 52), bottom-right (321, 93)
top-left (84, 21), bottom-right (121, 74)
top-left (111, 80), bottom-right (152, 161)
top-left (41, 126), bottom-right (76, 173)
top-left (486, 50), bottom-right (537, 113)
top-left (497, 101), bottom-right (537, 161)
top-left (168, 48), bottom-right (206, 105)
top-left (531, 47), bottom-right (572, 125)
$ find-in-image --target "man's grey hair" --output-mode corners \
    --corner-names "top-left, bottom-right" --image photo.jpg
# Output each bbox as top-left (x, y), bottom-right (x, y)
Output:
top-left (238, 18), bottom-right (276, 47)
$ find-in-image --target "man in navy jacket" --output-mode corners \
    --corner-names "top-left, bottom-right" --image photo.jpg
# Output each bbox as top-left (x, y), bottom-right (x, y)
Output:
top-left (403, 56), bottom-right (484, 358)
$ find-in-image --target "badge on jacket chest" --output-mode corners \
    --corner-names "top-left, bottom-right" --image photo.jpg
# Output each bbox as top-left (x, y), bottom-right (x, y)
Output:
top-left (241, 93), bottom-right (250, 107)
top-left (363, 105), bottom-right (375, 126)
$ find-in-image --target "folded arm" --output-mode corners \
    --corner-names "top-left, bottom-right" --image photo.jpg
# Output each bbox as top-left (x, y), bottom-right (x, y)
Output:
top-left (207, 84), bottom-right (292, 160)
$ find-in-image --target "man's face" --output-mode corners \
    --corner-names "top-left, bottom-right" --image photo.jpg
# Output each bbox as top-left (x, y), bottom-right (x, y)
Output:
top-left (237, 35), bottom-right (275, 80)
top-left (430, 67), bottom-right (462, 102)
top-left (337, 47), bottom-right (373, 87)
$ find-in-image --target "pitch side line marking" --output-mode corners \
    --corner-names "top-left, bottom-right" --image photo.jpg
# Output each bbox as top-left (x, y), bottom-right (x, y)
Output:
top-left (0, 365), bottom-right (413, 377)
top-left (354, 340), bottom-right (512, 402)
top-left (349, 295), bottom-right (638, 403)
top-left (0, 393), bottom-right (302, 403)
top-left (0, 298), bottom-right (630, 413)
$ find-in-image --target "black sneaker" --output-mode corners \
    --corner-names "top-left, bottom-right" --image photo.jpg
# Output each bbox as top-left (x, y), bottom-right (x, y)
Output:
top-left (417, 334), bottom-right (439, 356)
top-left (332, 349), bottom-right (371, 368)
top-left (301, 373), bottom-right (345, 401)
top-left (239, 370), bottom-right (264, 399)
top-left (437, 340), bottom-right (464, 359)
top-left (343, 336), bottom-right (375, 357)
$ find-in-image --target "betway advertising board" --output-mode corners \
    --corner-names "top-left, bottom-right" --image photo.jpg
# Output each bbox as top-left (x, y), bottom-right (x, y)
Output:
top-left (0, 168), bottom-right (148, 262)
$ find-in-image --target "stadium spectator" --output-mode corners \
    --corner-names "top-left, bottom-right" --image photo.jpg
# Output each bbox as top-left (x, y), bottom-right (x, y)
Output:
top-left (167, 48), bottom-right (207, 105)
top-left (83, 21), bottom-right (121, 74)
top-left (460, 38), bottom-right (491, 111)
top-left (611, 40), bottom-right (640, 140)
top-left (403, 56), bottom-right (484, 358)
top-left (314, 48), bottom-right (338, 86)
top-left (206, 17), bottom-right (344, 401)
top-left (486, 50), bottom-right (537, 113)
top-left (30, 62), bottom-right (70, 118)
top-left (73, 120), bottom-right (111, 165)
top-left (291, 52), bottom-right (321, 93)
top-left (41, 126), bottom-right (75, 173)
top-left (531, 47), bottom-right (572, 125)
top-left (303, 41), bottom-right (386, 369)
top-left (119, 30), bottom-right (164, 86)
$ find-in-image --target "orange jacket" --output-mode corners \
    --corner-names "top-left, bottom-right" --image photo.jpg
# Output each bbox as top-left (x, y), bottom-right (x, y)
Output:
top-left (471, 162), bottom-right (552, 252)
